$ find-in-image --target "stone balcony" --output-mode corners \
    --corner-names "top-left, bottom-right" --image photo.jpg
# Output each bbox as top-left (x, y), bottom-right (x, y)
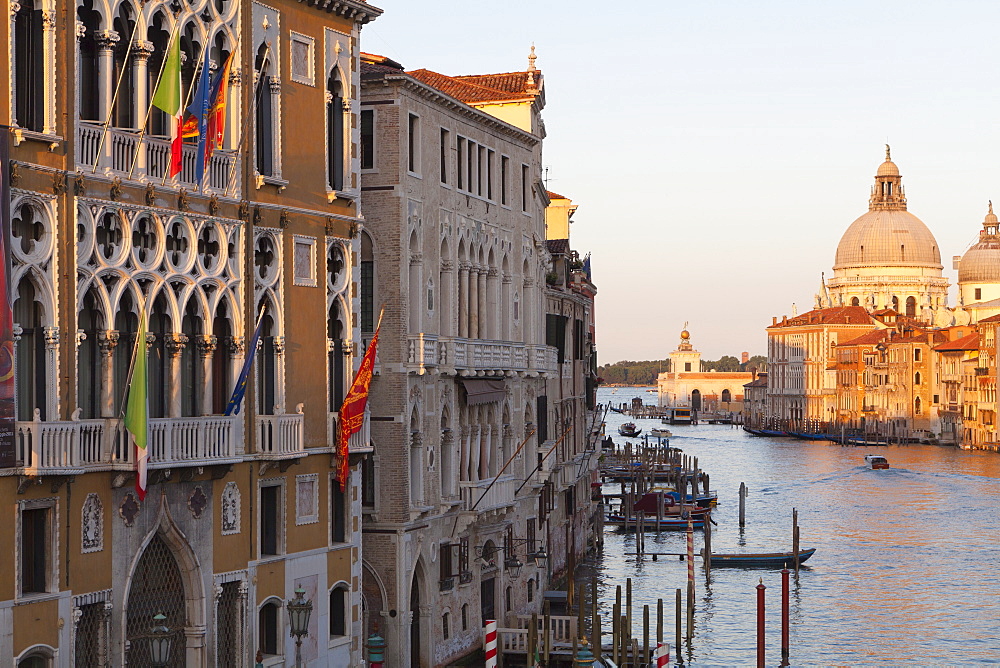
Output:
top-left (6, 410), bottom-right (305, 475)
top-left (76, 122), bottom-right (238, 195)
top-left (406, 335), bottom-right (558, 377)
top-left (459, 474), bottom-right (518, 513)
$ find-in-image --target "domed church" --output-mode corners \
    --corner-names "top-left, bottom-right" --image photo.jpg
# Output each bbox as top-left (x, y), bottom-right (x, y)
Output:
top-left (818, 146), bottom-right (950, 323)
top-left (955, 202), bottom-right (1000, 323)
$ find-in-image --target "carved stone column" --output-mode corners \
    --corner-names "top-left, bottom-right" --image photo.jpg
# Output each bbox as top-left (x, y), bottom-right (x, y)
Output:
top-left (459, 424), bottom-right (471, 484)
top-left (95, 30), bottom-right (120, 125)
top-left (273, 336), bottom-right (286, 414)
top-left (43, 326), bottom-right (59, 419)
top-left (409, 431), bottom-right (424, 507)
top-left (477, 267), bottom-right (487, 340)
top-left (487, 268), bottom-right (500, 340)
top-left (471, 424), bottom-right (483, 482)
top-left (469, 266), bottom-right (480, 340)
top-left (441, 428), bottom-right (455, 497)
top-left (40, 9), bottom-right (57, 134)
top-left (458, 263), bottom-right (470, 339)
top-left (479, 423), bottom-right (492, 480)
top-left (196, 335), bottom-right (218, 416)
top-left (98, 330), bottom-right (121, 417)
top-left (164, 334), bottom-right (188, 418)
top-left (131, 40), bottom-right (155, 165)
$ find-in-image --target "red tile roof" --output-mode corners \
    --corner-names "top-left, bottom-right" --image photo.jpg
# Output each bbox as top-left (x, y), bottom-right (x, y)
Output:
top-left (768, 306), bottom-right (874, 328)
top-left (934, 332), bottom-right (980, 352)
top-left (546, 239), bottom-right (570, 255)
top-left (978, 313), bottom-right (1000, 323)
top-left (547, 190), bottom-right (570, 200)
top-left (407, 69), bottom-right (539, 104)
top-left (839, 330), bottom-right (892, 347)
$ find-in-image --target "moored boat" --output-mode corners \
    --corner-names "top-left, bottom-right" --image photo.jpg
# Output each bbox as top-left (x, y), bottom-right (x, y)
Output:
top-left (607, 514), bottom-right (706, 531)
top-left (707, 548), bottom-right (816, 568)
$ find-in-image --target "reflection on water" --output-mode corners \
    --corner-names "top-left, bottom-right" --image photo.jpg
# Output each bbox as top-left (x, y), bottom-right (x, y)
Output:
top-left (591, 388), bottom-right (1000, 664)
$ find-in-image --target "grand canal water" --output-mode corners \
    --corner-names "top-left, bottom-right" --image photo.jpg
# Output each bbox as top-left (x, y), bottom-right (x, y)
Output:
top-left (590, 387), bottom-right (1000, 665)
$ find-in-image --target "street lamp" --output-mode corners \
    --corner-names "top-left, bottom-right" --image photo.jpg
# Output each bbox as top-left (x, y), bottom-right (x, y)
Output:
top-left (576, 636), bottom-right (598, 667)
top-left (287, 586), bottom-right (314, 668)
top-left (149, 612), bottom-right (172, 667)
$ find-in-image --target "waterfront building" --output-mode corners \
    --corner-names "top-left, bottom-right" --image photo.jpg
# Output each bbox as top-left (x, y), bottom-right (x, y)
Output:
top-left (656, 328), bottom-right (751, 415)
top-left (742, 372), bottom-right (768, 427)
top-left (932, 328), bottom-right (979, 444)
top-left (1, 0), bottom-right (380, 664)
top-left (766, 307), bottom-right (877, 430)
top-left (358, 50), bottom-right (599, 666)
top-left (542, 195), bottom-right (601, 586)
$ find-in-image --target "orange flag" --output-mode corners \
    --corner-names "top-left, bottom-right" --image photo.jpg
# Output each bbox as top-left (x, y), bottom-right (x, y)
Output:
top-left (336, 309), bottom-right (383, 490)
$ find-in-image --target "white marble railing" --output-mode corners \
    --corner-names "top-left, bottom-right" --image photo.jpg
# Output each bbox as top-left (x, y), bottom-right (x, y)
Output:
top-left (406, 336), bottom-right (559, 376)
top-left (256, 411), bottom-right (305, 458)
top-left (459, 475), bottom-right (517, 512)
top-left (13, 414), bottom-right (241, 472)
top-left (76, 123), bottom-right (238, 195)
top-left (327, 408), bottom-right (372, 452)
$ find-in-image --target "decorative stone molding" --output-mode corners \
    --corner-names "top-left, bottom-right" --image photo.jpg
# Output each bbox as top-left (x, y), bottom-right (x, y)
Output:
top-left (196, 334), bottom-right (218, 358)
top-left (165, 334), bottom-right (189, 357)
top-left (119, 492), bottom-right (140, 527)
top-left (95, 30), bottom-right (120, 52)
top-left (268, 77), bottom-right (282, 94)
top-left (188, 486), bottom-right (208, 519)
top-left (227, 336), bottom-right (245, 356)
top-left (75, 20), bottom-right (86, 41)
top-left (221, 481), bottom-right (241, 535)
top-left (132, 40), bottom-right (155, 62)
top-left (81, 493), bottom-right (104, 553)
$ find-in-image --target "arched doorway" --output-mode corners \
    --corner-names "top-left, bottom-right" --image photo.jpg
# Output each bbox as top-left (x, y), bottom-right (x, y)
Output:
top-left (125, 534), bottom-right (187, 666)
top-left (691, 389), bottom-right (701, 411)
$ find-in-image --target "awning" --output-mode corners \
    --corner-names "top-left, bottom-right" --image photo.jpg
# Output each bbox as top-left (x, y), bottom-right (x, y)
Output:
top-left (460, 378), bottom-right (506, 406)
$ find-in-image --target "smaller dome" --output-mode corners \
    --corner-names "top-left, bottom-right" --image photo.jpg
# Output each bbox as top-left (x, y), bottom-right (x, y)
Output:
top-left (877, 160), bottom-right (899, 177)
top-left (680, 329), bottom-right (690, 340)
top-left (959, 204), bottom-right (1000, 285)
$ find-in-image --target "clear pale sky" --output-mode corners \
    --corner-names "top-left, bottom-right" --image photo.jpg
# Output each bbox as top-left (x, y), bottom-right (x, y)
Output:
top-left (365, 1), bottom-right (1000, 364)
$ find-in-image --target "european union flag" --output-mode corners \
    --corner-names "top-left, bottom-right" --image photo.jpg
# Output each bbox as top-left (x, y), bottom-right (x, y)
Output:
top-left (224, 308), bottom-right (266, 416)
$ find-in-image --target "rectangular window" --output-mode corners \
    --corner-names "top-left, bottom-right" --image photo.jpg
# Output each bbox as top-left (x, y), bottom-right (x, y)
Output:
top-left (976, 288), bottom-right (983, 300)
top-left (260, 483), bottom-right (282, 556)
top-left (536, 395), bottom-right (548, 443)
top-left (467, 141), bottom-right (476, 193)
top-left (361, 454), bottom-right (376, 507)
top-left (526, 517), bottom-right (536, 551)
top-left (408, 113), bottom-right (419, 173)
top-left (456, 137), bottom-right (465, 190)
top-left (361, 260), bottom-right (374, 333)
top-left (440, 128), bottom-right (449, 183)
top-left (685, 362), bottom-right (692, 372)
top-left (331, 478), bottom-right (347, 543)
top-left (459, 536), bottom-right (470, 576)
top-left (521, 164), bottom-right (529, 212)
top-left (487, 150), bottom-right (495, 200)
top-left (360, 110), bottom-right (374, 170)
top-left (478, 146), bottom-right (485, 196)
top-left (21, 507), bottom-right (48, 594)
top-left (546, 314), bottom-right (567, 364)
top-left (501, 156), bottom-right (509, 205)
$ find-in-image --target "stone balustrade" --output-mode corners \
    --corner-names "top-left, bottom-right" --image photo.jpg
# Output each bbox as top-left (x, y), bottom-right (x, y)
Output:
top-left (406, 335), bottom-right (558, 376)
top-left (459, 474), bottom-right (517, 512)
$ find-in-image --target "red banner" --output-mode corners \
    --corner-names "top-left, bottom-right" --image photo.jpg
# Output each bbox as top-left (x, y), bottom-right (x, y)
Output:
top-left (0, 127), bottom-right (14, 467)
top-left (335, 318), bottom-right (381, 490)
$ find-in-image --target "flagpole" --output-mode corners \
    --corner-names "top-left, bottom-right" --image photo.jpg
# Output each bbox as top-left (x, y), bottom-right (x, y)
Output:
top-left (224, 43), bottom-right (271, 198)
top-left (117, 307), bottom-right (147, 420)
top-left (198, 31), bottom-right (242, 194)
top-left (127, 26), bottom-right (180, 179)
top-left (91, 9), bottom-right (146, 173)
top-left (160, 39), bottom-right (209, 186)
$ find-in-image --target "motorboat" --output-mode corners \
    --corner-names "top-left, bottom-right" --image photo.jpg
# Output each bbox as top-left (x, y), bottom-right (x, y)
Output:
top-left (618, 423), bottom-right (642, 438)
top-left (865, 454), bottom-right (889, 469)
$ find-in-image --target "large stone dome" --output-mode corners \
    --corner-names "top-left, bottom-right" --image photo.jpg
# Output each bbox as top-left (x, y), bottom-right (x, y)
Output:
top-left (958, 204), bottom-right (1000, 284)
top-left (833, 148), bottom-right (942, 271)
top-left (834, 209), bottom-right (942, 270)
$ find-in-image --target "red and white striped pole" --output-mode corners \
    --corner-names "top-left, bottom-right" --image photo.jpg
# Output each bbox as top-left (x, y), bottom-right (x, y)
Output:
top-left (654, 641), bottom-right (670, 666)
top-left (484, 619), bottom-right (498, 668)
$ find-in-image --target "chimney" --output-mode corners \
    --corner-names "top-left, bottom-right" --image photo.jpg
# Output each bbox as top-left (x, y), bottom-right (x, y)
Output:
top-left (772, 317), bottom-right (777, 326)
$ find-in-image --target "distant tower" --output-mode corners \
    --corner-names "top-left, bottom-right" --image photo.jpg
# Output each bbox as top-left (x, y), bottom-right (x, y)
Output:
top-left (741, 351), bottom-right (749, 365)
top-left (670, 325), bottom-right (701, 376)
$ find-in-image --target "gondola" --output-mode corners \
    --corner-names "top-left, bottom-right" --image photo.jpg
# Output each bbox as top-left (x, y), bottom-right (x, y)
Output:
top-left (609, 406), bottom-right (627, 414)
top-left (707, 548), bottom-right (816, 568)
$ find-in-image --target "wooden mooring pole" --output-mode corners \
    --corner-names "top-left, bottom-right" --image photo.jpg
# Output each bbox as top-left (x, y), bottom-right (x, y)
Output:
top-left (792, 508), bottom-right (800, 572)
top-left (756, 578), bottom-right (766, 668)
top-left (739, 482), bottom-right (747, 528)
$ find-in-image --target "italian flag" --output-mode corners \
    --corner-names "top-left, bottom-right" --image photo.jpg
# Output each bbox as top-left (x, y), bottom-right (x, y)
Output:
top-left (125, 313), bottom-right (149, 500)
top-left (151, 31), bottom-right (183, 178)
